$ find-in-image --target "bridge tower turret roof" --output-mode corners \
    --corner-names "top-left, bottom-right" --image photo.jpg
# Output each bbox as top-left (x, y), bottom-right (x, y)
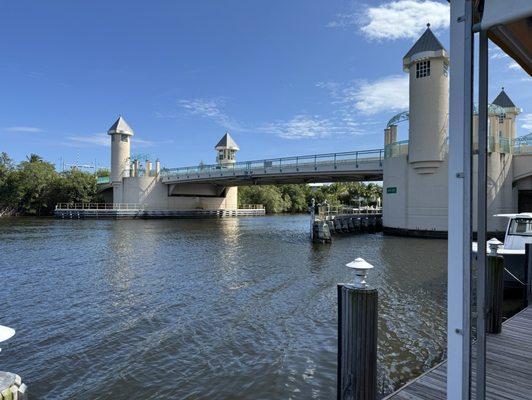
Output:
top-left (215, 132), bottom-right (239, 150)
top-left (403, 24), bottom-right (448, 71)
top-left (107, 115), bottom-right (134, 136)
top-left (492, 88), bottom-right (516, 109)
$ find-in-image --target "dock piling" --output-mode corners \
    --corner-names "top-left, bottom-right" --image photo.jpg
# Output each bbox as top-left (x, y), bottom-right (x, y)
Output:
top-left (486, 239), bottom-right (504, 334)
top-left (338, 258), bottom-right (377, 400)
top-left (525, 243), bottom-right (532, 307)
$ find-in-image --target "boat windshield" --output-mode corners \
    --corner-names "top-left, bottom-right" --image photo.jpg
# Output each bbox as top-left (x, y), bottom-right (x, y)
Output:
top-left (508, 218), bottom-right (532, 236)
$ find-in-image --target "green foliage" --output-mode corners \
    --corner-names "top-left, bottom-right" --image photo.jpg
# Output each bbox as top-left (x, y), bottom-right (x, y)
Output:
top-left (0, 152), bottom-right (98, 216)
top-left (238, 182), bottom-right (382, 214)
top-left (237, 186), bottom-right (290, 213)
top-left (95, 168), bottom-right (110, 177)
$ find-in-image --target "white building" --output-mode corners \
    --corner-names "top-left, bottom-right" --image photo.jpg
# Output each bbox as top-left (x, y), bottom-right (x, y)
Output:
top-left (383, 25), bottom-right (532, 236)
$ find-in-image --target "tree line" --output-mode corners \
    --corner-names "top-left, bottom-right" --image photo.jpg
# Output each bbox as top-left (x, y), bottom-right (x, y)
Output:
top-left (0, 152), bottom-right (99, 216)
top-left (0, 152), bottom-right (382, 216)
top-left (238, 182), bottom-right (382, 214)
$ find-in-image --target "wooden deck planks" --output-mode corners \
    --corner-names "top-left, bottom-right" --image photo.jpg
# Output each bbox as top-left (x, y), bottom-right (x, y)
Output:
top-left (385, 306), bottom-right (532, 399)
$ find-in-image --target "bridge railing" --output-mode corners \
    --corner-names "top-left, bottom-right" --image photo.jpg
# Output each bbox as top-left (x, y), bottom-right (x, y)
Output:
top-left (384, 140), bottom-right (409, 158)
top-left (512, 137), bottom-right (532, 155)
top-left (161, 149), bottom-right (384, 178)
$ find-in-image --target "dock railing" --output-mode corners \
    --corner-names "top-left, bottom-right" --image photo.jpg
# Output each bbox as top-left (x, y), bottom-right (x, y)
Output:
top-left (239, 204), bottom-right (265, 210)
top-left (318, 205), bottom-right (382, 219)
top-left (55, 203), bottom-right (145, 210)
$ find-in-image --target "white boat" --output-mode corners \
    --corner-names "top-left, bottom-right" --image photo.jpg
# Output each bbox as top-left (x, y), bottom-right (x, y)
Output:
top-left (472, 213), bottom-right (532, 254)
top-left (495, 213), bottom-right (532, 251)
top-left (472, 213), bottom-right (532, 287)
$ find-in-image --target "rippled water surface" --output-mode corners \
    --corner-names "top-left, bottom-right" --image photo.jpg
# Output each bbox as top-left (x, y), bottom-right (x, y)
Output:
top-left (0, 216), bottom-right (447, 399)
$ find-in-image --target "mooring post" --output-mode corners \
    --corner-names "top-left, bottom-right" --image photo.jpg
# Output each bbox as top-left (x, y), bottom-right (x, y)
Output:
top-left (310, 198), bottom-right (316, 241)
top-left (525, 243), bottom-right (532, 307)
top-left (486, 238), bottom-right (504, 334)
top-left (338, 258), bottom-right (377, 400)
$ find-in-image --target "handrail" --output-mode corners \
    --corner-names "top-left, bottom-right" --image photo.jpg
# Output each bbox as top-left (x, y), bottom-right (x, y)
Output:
top-left (239, 204), bottom-right (265, 210)
top-left (55, 203), bottom-right (145, 210)
top-left (318, 205), bottom-right (383, 218)
top-left (161, 148), bottom-right (384, 177)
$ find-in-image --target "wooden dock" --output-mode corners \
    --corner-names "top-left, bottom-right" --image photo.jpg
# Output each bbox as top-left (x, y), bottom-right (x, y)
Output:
top-left (384, 306), bottom-right (532, 399)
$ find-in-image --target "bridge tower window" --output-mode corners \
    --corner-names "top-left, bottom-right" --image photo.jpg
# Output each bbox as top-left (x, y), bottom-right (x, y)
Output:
top-left (416, 60), bottom-right (430, 78)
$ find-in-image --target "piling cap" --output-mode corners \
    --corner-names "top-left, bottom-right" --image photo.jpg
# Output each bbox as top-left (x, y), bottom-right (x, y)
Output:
top-left (346, 257), bottom-right (374, 271)
top-left (346, 258), bottom-right (374, 288)
top-left (487, 238), bottom-right (503, 254)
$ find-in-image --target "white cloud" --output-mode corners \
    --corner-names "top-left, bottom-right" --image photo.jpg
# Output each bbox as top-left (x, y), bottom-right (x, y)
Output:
top-left (3, 126), bottom-right (43, 133)
top-left (331, 0), bottom-right (449, 41)
top-left (508, 61), bottom-right (521, 70)
top-left (178, 98), bottom-right (244, 131)
top-left (339, 75), bottom-right (409, 115)
top-left (490, 46), bottom-right (510, 60)
top-left (66, 133), bottom-right (110, 147)
top-left (259, 115), bottom-right (364, 140)
top-left (65, 133), bottom-right (168, 148)
top-left (520, 114), bottom-right (532, 131)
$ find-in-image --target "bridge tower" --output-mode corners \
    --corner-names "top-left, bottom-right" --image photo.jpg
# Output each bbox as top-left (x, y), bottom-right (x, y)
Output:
top-left (108, 116), bottom-right (134, 203)
top-left (403, 24), bottom-right (449, 173)
top-left (215, 132), bottom-right (239, 166)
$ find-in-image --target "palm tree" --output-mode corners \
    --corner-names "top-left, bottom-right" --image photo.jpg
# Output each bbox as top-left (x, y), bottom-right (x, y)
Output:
top-left (26, 154), bottom-right (43, 163)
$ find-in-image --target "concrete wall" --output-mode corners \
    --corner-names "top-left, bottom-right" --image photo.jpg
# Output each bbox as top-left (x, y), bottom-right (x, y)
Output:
top-left (383, 155), bottom-right (408, 229)
top-left (408, 57), bottom-right (448, 168)
top-left (406, 155), bottom-right (448, 231)
top-left (116, 176), bottom-right (238, 211)
top-left (383, 154), bottom-right (448, 233)
top-left (513, 154), bottom-right (532, 182)
top-left (110, 134), bottom-right (131, 183)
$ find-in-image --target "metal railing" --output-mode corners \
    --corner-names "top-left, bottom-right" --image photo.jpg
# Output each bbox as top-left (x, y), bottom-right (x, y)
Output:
top-left (384, 140), bottom-right (409, 158)
top-left (318, 205), bottom-right (382, 218)
top-left (55, 203), bottom-right (145, 210)
top-left (161, 149), bottom-right (384, 179)
top-left (512, 136), bottom-right (532, 155)
top-left (239, 204), bottom-right (265, 210)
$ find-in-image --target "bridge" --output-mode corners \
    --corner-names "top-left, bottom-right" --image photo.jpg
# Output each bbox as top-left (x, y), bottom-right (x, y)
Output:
top-left (160, 148), bottom-right (384, 186)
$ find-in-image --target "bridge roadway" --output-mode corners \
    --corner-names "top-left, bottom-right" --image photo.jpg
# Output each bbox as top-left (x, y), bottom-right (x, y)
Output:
top-left (161, 149), bottom-right (384, 186)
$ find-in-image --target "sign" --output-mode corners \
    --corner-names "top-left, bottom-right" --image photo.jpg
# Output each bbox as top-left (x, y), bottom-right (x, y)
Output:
top-left (386, 187), bottom-right (397, 194)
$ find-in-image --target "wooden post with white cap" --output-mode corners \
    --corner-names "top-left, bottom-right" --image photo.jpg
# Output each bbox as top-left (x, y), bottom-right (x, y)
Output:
top-left (486, 238), bottom-right (504, 334)
top-left (337, 258), bottom-right (377, 400)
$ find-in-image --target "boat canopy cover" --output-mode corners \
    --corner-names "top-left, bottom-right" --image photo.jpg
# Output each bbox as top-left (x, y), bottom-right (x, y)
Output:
top-left (479, 0), bottom-right (532, 75)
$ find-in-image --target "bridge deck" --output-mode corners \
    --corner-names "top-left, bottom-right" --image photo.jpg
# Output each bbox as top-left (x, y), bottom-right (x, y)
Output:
top-left (385, 306), bottom-right (532, 399)
top-left (161, 149), bottom-right (384, 185)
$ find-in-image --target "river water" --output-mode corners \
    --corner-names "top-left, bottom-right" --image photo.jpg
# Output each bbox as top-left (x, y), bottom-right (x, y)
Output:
top-left (0, 215), bottom-right (447, 399)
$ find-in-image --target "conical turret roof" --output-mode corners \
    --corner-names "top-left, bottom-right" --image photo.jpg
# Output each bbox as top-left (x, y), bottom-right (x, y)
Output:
top-left (492, 88), bottom-right (516, 108)
top-left (107, 116), bottom-right (134, 136)
top-left (215, 132), bottom-right (239, 150)
top-left (403, 25), bottom-right (448, 70)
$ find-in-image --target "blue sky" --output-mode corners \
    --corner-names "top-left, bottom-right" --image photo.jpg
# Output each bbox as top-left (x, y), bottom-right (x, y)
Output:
top-left (1, 0), bottom-right (530, 170)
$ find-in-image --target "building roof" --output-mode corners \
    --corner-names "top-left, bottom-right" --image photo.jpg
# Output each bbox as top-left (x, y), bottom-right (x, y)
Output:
top-left (107, 116), bottom-right (134, 136)
top-left (215, 132), bottom-right (239, 150)
top-left (492, 88), bottom-right (516, 108)
top-left (403, 25), bottom-right (447, 61)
